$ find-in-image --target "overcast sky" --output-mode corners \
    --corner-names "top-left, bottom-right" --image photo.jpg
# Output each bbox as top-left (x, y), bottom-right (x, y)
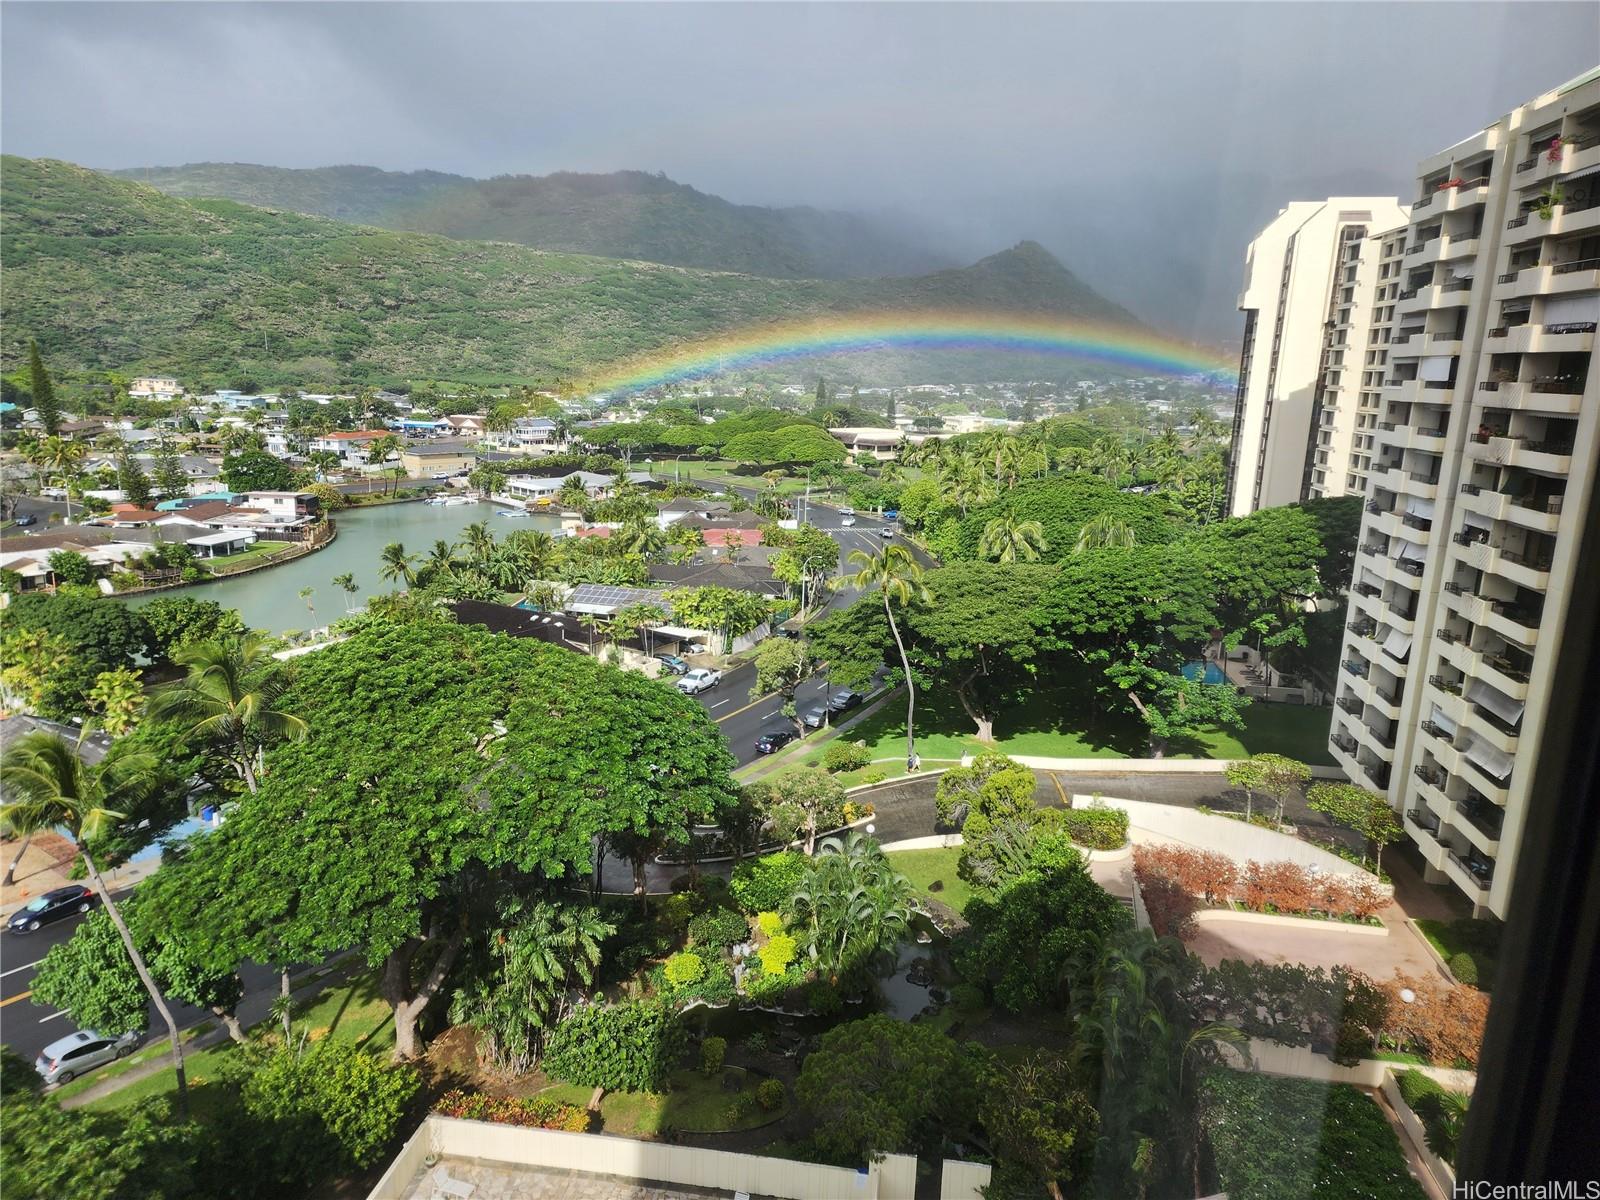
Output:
top-left (4, 2), bottom-right (1596, 340)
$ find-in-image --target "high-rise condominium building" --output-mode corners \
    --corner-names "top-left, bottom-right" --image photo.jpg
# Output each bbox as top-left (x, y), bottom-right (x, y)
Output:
top-left (1226, 198), bottom-right (1411, 517)
top-left (1330, 67), bottom-right (1600, 919)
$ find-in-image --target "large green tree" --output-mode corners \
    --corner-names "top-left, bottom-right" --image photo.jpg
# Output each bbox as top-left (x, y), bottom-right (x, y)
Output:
top-left (139, 623), bottom-right (737, 1059)
top-left (1, 732), bottom-right (191, 1114)
top-left (220, 448), bottom-right (294, 493)
top-left (2, 593), bottom-right (151, 719)
top-left (795, 1015), bottom-right (985, 1165)
top-left (26, 340), bottom-right (60, 435)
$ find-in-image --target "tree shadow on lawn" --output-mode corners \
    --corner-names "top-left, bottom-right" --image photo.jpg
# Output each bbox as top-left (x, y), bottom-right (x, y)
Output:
top-left (990, 687), bottom-right (1149, 758)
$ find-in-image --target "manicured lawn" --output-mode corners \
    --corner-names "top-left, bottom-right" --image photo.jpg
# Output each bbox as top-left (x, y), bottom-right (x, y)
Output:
top-left (85, 971), bottom-right (393, 1113)
top-left (1416, 917), bottom-right (1499, 991)
top-left (540, 1066), bottom-right (786, 1135)
top-left (1202, 1070), bottom-right (1425, 1200)
top-left (201, 539), bottom-right (294, 570)
top-left (887, 845), bottom-right (977, 915)
top-left (796, 687), bottom-right (1335, 770)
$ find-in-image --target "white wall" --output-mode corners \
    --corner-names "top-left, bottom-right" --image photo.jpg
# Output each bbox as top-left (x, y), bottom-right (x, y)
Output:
top-left (1081, 795), bottom-right (1386, 884)
top-left (368, 1117), bottom-right (952, 1200)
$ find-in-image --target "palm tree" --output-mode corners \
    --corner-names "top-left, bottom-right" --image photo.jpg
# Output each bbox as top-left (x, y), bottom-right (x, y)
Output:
top-left (978, 511), bottom-right (1048, 563)
top-left (31, 436), bottom-right (86, 522)
top-left (504, 529), bottom-right (557, 580)
top-left (147, 634), bottom-right (308, 794)
top-left (365, 434), bottom-right (403, 495)
top-left (423, 539), bottom-right (460, 580)
top-left (378, 541), bottom-right (418, 589)
top-left (790, 832), bottom-right (913, 982)
top-left (835, 545), bottom-right (931, 769)
top-left (306, 449), bottom-right (340, 481)
top-left (331, 572), bottom-right (359, 613)
top-left (556, 476), bottom-right (590, 512)
top-left (616, 519), bottom-right (666, 559)
top-left (298, 586), bottom-right (316, 620)
top-left (1, 731), bottom-right (191, 1115)
top-left (1072, 512), bottom-right (1137, 554)
top-left (460, 521), bottom-right (496, 566)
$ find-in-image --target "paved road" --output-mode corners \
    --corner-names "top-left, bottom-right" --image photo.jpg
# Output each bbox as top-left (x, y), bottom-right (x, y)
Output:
top-left (0, 897), bottom-right (291, 1064)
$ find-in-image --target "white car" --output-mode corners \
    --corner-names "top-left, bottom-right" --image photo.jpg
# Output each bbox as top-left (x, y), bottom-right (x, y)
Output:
top-left (676, 668), bottom-right (722, 695)
top-left (879, 525), bottom-right (896, 538)
top-left (841, 514), bottom-right (857, 527)
top-left (35, 1029), bottom-right (140, 1085)
top-left (838, 506), bottom-right (856, 517)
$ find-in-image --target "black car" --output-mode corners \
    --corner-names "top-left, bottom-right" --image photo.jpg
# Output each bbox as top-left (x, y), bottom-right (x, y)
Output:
top-left (827, 689), bottom-right (865, 716)
top-left (754, 727), bottom-right (799, 755)
top-left (8, 885), bottom-right (96, 934)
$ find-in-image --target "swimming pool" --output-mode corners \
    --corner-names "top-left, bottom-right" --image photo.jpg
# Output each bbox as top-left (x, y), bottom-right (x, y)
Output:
top-left (1182, 660), bottom-right (1226, 685)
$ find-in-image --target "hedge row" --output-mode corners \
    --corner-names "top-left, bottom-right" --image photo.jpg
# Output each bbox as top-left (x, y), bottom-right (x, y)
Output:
top-left (1133, 845), bottom-right (1387, 922)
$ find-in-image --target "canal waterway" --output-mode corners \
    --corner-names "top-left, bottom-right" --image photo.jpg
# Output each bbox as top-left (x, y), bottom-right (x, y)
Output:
top-left (125, 500), bottom-right (562, 633)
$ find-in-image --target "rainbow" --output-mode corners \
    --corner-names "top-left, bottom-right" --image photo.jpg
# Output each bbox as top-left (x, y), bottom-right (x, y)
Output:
top-left (590, 312), bottom-right (1237, 395)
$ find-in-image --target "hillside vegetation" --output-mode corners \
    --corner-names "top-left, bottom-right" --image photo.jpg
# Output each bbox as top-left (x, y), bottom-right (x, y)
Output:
top-left (112, 162), bottom-right (953, 280)
top-left (5, 157), bottom-right (1138, 387)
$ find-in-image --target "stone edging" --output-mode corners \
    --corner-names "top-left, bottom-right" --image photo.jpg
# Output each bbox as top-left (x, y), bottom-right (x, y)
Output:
top-left (1190, 907), bottom-right (1389, 937)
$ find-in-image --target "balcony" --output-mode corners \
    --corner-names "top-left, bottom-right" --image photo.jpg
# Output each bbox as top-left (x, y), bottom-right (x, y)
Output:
top-left (1354, 580), bottom-right (1382, 600)
top-left (1455, 803), bottom-right (1504, 856)
top-left (1476, 379), bottom-right (1585, 415)
top-left (1362, 760), bottom-right (1392, 790)
top-left (1428, 672), bottom-right (1463, 697)
top-left (1337, 695), bottom-right (1365, 716)
top-left (1346, 617), bottom-right (1377, 639)
top-left (1407, 807), bottom-right (1443, 838)
top-left (1457, 484), bottom-right (1565, 533)
top-left (1331, 729), bottom-right (1359, 755)
top-left (1547, 255), bottom-right (1600, 295)
top-left (1444, 847), bottom-right (1495, 899)
top-left (1485, 322), bottom-right (1596, 355)
top-left (1469, 434), bottom-right (1573, 476)
top-left (1342, 658), bottom-right (1370, 679)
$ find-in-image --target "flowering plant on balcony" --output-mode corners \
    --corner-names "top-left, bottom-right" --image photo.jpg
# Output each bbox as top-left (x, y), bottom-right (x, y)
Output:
top-left (1436, 178), bottom-right (1465, 190)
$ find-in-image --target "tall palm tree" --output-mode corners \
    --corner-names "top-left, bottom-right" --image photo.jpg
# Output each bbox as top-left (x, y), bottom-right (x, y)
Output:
top-left (31, 436), bottom-right (86, 522)
top-left (1, 731), bottom-right (190, 1115)
top-left (504, 529), bottom-right (557, 580)
top-left (147, 634), bottom-right (308, 794)
top-left (331, 572), bottom-right (359, 612)
top-left (424, 539), bottom-right (460, 580)
top-left (790, 832), bottom-right (913, 982)
top-left (979, 511), bottom-right (1048, 563)
top-left (616, 519), bottom-right (666, 559)
top-left (1073, 513), bottom-right (1137, 554)
top-left (365, 433), bottom-right (403, 495)
top-left (460, 521), bottom-right (496, 566)
top-left (378, 541), bottom-right (418, 589)
top-left (306, 449), bottom-right (340, 481)
top-left (836, 545), bottom-right (931, 768)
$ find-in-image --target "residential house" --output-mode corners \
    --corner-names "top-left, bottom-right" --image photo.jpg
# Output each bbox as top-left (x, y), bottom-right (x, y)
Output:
top-left (0, 529), bottom-right (153, 590)
top-left (500, 471), bottom-right (616, 505)
top-left (443, 414), bottom-right (487, 437)
top-left (647, 559), bottom-right (786, 598)
top-left (828, 426), bottom-right (905, 460)
top-left (483, 416), bottom-right (562, 455)
top-left (128, 377), bottom-right (184, 400)
top-left (307, 430), bottom-right (392, 469)
top-left (399, 440), bottom-right (477, 476)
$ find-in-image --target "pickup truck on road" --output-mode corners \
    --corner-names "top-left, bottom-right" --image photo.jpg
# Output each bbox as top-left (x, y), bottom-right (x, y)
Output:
top-left (676, 668), bottom-right (722, 695)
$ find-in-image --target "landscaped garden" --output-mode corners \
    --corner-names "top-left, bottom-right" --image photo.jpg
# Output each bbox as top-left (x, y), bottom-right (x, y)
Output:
top-left (1416, 916), bottom-right (1500, 991)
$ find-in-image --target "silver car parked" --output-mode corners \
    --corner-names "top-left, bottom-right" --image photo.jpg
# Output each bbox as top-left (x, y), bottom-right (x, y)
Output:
top-left (35, 1028), bottom-right (140, 1085)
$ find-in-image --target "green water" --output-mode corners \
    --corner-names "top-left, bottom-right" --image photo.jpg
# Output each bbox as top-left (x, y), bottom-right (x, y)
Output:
top-left (125, 500), bottom-right (562, 633)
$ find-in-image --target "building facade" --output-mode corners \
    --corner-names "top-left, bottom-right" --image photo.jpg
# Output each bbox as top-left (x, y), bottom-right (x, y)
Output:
top-left (1329, 68), bottom-right (1600, 918)
top-left (1226, 198), bottom-right (1410, 516)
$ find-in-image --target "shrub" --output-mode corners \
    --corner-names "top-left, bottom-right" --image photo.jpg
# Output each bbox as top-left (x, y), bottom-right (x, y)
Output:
top-left (1379, 973), bottom-right (1489, 1068)
top-left (935, 752), bottom-right (1035, 829)
top-left (1132, 844), bottom-right (1238, 905)
top-left (756, 1077), bottom-right (786, 1111)
top-left (664, 952), bottom-right (705, 987)
top-left (744, 1031), bottom-right (769, 1054)
top-left (1448, 953), bottom-right (1478, 986)
top-left (823, 741), bottom-right (872, 773)
top-left (730, 851), bottom-right (807, 913)
top-left (544, 1001), bottom-right (684, 1092)
top-left (756, 911), bottom-right (785, 938)
top-left (840, 799), bottom-right (874, 824)
top-left (859, 768), bottom-right (888, 785)
top-left (1061, 804), bottom-right (1129, 850)
top-left (744, 962), bottom-right (806, 1004)
top-left (688, 907), bottom-right (748, 951)
top-left (1396, 1069), bottom-right (1446, 1113)
top-left (682, 958), bottom-right (737, 1007)
top-left (433, 1090), bottom-right (589, 1132)
top-left (700, 1036), bottom-right (726, 1074)
top-left (1140, 874), bottom-right (1199, 939)
top-left (958, 807), bottom-right (1083, 892)
top-left (949, 983), bottom-right (987, 1012)
top-left (1188, 959), bottom-right (1386, 1066)
top-left (654, 893), bottom-right (697, 936)
top-left (758, 933), bottom-right (797, 976)
top-left (725, 1093), bottom-right (755, 1123)
top-left (241, 1043), bottom-right (420, 1171)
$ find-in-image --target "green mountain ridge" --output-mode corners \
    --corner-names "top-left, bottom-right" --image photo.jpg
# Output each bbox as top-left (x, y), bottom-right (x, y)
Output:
top-left (4, 156), bottom-right (1141, 388)
top-left (109, 161), bottom-right (956, 281)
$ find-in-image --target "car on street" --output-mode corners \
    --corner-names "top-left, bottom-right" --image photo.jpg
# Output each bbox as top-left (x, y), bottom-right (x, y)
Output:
top-left (7, 885), bottom-right (96, 934)
top-left (838, 507), bottom-right (855, 517)
top-left (657, 654), bottom-right (690, 675)
top-left (827, 689), bottom-right (865, 717)
top-left (801, 690), bottom-right (866, 727)
top-left (685, 642), bottom-right (711, 655)
top-left (754, 726), bottom-right (799, 754)
top-left (12, 514), bottom-right (37, 527)
top-left (879, 525), bottom-right (896, 538)
top-left (35, 1029), bottom-right (140, 1085)
top-left (840, 514), bottom-right (856, 526)
top-left (883, 509), bottom-right (899, 520)
top-left (676, 667), bottom-right (722, 695)
top-left (431, 471), bottom-right (452, 480)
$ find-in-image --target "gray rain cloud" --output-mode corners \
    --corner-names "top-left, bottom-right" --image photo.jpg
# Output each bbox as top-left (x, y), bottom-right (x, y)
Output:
top-left (4, 2), bottom-right (1596, 341)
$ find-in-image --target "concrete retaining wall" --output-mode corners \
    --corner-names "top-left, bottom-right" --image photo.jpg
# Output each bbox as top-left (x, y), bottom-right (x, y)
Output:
top-left (1011, 755), bottom-right (1345, 781)
top-left (1190, 908), bottom-right (1389, 937)
top-left (1380, 1070), bottom-right (1459, 1195)
top-left (1222, 1039), bottom-right (1476, 1092)
top-left (368, 1116), bottom-right (946, 1200)
top-left (1080, 795), bottom-right (1385, 885)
